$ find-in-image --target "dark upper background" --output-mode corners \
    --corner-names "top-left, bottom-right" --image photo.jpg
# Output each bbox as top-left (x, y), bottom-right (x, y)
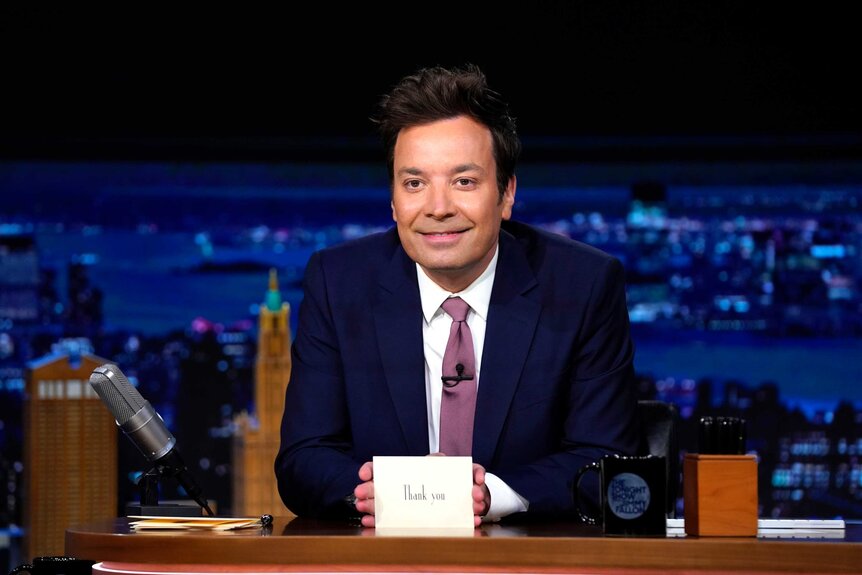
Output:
top-left (1, 3), bottom-right (860, 163)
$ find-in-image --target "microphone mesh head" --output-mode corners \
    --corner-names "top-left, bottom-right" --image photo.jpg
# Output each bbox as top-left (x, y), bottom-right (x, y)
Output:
top-left (89, 363), bottom-right (146, 425)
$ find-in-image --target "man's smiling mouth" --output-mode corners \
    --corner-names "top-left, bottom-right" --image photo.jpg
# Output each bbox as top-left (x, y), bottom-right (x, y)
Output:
top-left (421, 229), bottom-right (468, 236)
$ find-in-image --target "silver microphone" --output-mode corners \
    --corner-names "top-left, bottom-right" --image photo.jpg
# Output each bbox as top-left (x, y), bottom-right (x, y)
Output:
top-left (89, 363), bottom-right (176, 461)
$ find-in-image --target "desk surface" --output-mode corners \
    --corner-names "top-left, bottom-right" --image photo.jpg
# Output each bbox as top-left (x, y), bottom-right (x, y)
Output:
top-left (66, 517), bottom-right (862, 574)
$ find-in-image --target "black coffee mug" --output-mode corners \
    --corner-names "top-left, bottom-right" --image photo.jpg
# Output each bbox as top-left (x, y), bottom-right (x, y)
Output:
top-left (8, 556), bottom-right (95, 575)
top-left (574, 454), bottom-right (667, 536)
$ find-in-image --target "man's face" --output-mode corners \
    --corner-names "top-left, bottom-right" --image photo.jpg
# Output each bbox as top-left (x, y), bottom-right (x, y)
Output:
top-left (391, 115), bottom-right (515, 292)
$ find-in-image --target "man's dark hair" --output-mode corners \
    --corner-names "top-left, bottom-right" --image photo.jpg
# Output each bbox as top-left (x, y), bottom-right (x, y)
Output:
top-left (372, 63), bottom-right (521, 200)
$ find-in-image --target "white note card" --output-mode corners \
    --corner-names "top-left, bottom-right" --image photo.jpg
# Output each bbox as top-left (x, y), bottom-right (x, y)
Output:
top-left (373, 455), bottom-right (474, 530)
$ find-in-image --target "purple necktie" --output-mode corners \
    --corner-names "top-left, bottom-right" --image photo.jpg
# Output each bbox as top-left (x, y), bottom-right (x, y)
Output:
top-left (438, 297), bottom-right (477, 456)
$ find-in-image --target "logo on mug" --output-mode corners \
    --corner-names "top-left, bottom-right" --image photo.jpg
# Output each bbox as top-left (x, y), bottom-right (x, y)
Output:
top-left (607, 472), bottom-right (651, 519)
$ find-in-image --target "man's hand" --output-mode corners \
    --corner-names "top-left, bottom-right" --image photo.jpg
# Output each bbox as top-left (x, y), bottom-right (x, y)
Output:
top-left (472, 463), bottom-right (491, 525)
top-left (353, 461), bottom-right (375, 527)
top-left (431, 453), bottom-right (489, 525)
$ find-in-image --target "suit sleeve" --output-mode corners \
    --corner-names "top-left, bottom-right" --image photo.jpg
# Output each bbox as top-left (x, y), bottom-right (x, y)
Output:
top-left (496, 256), bottom-right (640, 517)
top-left (275, 251), bottom-right (362, 518)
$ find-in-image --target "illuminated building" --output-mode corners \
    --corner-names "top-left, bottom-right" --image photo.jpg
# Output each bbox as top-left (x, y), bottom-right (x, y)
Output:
top-left (232, 270), bottom-right (292, 516)
top-left (23, 340), bottom-right (116, 559)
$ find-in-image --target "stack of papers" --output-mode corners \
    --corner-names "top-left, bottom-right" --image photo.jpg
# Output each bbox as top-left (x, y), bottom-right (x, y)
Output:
top-left (666, 518), bottom-right (846, 538)
top-left (755, 518), bottom-right (846, 538)
top-left (128, 516), bottom-right (267, 531)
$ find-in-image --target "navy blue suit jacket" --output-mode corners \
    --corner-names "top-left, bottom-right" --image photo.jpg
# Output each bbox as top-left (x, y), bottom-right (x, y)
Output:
top-left (276, 220), bottom-right (639, 519)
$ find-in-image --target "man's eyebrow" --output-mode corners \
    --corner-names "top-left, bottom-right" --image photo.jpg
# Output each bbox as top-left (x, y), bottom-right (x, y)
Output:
top-left (450, 163), bottom-right (484, 175)
top-left (396, 167), bottom-right (425, 177)
top-left (395, 164), bottom-right (485, 177)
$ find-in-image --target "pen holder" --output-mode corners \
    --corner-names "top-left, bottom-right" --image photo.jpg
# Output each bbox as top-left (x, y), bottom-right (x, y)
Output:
top-left (683, 453), bottom-right (757, 537)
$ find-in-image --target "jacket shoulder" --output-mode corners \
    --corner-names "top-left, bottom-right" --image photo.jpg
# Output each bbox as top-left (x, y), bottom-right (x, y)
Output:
top-left (502, 219), bottom-right (621, 268)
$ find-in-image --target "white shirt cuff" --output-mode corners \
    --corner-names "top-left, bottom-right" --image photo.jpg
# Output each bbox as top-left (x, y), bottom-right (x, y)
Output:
top-left (483, 472), bottom-right (529, 521)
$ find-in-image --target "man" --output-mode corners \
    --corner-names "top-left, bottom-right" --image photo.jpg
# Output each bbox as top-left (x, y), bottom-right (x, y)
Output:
top-left (276, 64), bottom-right (639, 525)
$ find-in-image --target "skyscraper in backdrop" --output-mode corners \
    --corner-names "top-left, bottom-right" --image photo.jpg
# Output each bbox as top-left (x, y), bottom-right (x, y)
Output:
top-left (23, 339), bottom-right (116, 559)
top-left (232, 270), bottom-right (292, 516)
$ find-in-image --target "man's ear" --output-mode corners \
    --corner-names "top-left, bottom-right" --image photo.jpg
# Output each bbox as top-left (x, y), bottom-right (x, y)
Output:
top-left (501, 176), bottom-right (516, 220)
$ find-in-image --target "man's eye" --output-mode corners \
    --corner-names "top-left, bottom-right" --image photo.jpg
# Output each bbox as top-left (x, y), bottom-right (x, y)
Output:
top-left (456, 178), bottom-right (473, 186)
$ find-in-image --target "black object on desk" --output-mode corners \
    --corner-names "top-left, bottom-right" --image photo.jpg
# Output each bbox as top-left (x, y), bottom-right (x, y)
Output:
top-left (574, 454), bottom-right (667, 537)
top-left (8, 556), bottom-right (95, 575)
top-left (698, 416), bottom-right (746, 454)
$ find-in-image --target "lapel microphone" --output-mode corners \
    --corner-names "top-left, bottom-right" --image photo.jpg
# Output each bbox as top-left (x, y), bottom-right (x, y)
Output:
top-left (441, 363), bottom-right (474, 388)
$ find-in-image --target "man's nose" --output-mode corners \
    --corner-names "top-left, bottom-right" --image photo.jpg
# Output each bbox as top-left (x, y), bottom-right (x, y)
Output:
top-left (424, 184), bottom-right (456, 218)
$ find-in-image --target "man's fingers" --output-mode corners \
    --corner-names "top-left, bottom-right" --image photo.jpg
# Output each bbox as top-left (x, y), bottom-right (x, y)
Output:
top-left (354, 479), bottom-right (375, 501)
top-left (471, 466), bottom-right (491, 517)
top-left (472, 463), bottom-right (485, 484)
top-left (354, 461), bottom-right (376, 520)
top-left (358, 461), bottom-right (374, 482)
top-left (355, 495), bottom-right (375, 515)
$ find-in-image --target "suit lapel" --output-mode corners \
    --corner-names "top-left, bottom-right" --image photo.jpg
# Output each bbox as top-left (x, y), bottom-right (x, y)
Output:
top-left (372, 244), bottom-right (429, 455)
top-left (473, 230), bottom-right (541, 465)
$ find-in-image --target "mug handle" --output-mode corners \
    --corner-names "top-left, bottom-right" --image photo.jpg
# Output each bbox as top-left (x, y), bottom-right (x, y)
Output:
top-left (574, 460), bottom-right (602, 525)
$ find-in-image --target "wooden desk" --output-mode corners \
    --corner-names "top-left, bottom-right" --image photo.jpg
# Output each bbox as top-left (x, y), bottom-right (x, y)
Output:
top-left (66, 517), bottom-right (862, 574)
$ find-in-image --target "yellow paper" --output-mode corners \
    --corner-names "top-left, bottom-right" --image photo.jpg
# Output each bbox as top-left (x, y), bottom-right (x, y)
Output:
top-left (128, 515), bottom-right (263, 531)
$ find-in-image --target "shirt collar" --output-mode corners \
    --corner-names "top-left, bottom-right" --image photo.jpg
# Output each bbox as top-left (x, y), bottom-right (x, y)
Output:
top-left (417, 244), bottom-right (498, 324)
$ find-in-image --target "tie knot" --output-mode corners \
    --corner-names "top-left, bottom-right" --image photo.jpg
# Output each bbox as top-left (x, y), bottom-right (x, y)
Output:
top-left (442, 297), bottom-right (470, 322)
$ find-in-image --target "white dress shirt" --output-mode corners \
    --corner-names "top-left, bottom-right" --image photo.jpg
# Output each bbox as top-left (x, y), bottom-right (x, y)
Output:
top-left (415, 245), bottom-right (529, 520)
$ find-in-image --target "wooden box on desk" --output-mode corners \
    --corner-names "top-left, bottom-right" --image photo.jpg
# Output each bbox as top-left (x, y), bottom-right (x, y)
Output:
top-left (683, 453), bottom-right (758, 537)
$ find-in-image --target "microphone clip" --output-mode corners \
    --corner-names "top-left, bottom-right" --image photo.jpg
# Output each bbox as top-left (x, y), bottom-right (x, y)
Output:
top-left (441, 363), bottom-right (474, 388)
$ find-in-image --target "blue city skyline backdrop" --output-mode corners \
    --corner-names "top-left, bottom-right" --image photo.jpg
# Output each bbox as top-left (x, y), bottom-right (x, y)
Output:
top-left (20, 220), bottom-right (862, 418)
top-left (1, 158), bottom-right (861, 529)
top-left (3, 160), bottom-right (859, 415)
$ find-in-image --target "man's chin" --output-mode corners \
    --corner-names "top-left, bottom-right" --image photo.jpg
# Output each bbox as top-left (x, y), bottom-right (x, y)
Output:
top-left (417, 260), bottom-right (466, 274)
top-left (417, 262), bottom-right (480, 290)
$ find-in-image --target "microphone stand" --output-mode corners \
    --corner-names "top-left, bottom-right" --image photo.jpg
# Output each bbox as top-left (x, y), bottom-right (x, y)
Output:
top-left (127, 451), bottom-right (215, 517)
top-left (138, 468), bottom-right (162, 507)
